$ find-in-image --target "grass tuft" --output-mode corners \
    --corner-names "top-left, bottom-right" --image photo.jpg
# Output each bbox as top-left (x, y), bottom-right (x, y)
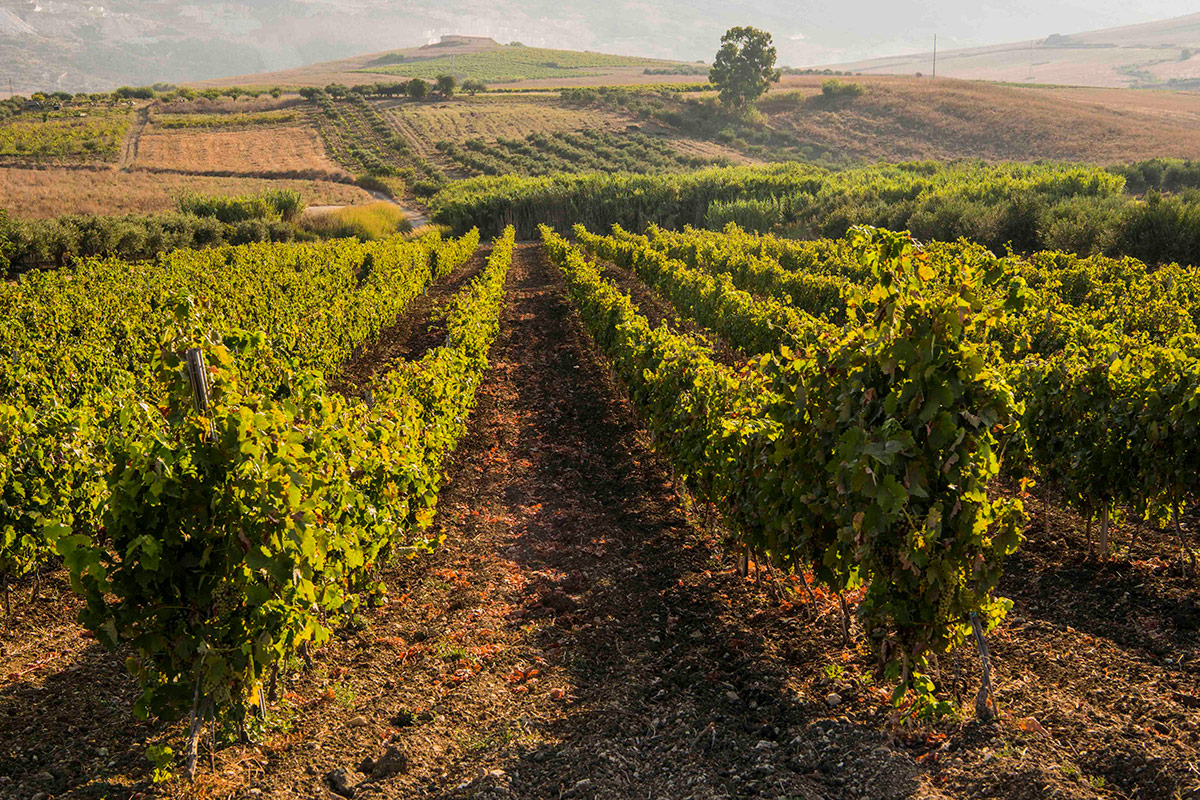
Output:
top-left (301, 201), bottom-right (413, 240)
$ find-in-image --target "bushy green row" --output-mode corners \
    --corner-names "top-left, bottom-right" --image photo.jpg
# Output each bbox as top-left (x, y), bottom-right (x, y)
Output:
top-left (573, 223), bottom-right (831, 356)
top-left (53, 227), bottom-right (512, 756)
top-left (433, 160), bottom-right (1200, 267)
top-left (645, 223), bottom-right (1200, 558)
top-left (545, 224), bottom-right (1025, 703)
top-left (1, 230), bottom-right (480, 598)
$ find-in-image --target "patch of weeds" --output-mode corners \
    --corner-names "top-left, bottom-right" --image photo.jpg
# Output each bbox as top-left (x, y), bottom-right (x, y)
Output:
top-left (145, 743), bottom-right (175, 783)
top-left (823, 663), bottom-right (845, 681)
top-left (459, 724), bottom-right (514, 756)
top-left (332, 681), bottom-right (356, 710)
top-left (439, 644), bottom-right (469, 663)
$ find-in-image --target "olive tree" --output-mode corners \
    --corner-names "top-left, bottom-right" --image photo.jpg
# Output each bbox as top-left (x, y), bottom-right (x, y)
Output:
top-left (406, 78), bottom-right (430, 101)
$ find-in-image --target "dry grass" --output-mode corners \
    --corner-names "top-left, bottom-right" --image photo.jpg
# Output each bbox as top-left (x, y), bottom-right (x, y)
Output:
top-left (301, 201), bottom-right (412, 240)
top-left (769, 75), bottom-right (1200, 164)
top-left (383, 97), bottom-right (632, 143)
top-left (134, 125), bottom-right (349, 177)
top-left (0, 167), bottom-right (372, 218)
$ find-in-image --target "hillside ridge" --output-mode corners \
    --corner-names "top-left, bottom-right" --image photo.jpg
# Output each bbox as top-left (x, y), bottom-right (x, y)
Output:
top-left (826, 11), bottom-right (1200, 88)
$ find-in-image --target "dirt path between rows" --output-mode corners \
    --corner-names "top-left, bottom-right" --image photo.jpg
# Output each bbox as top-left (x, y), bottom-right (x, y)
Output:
top-left (169, 244), bottom-right (890, 799)
top-left (332, 245), bottom-right (491, 396)
top-left (118, 105), bottom-right (150, 171)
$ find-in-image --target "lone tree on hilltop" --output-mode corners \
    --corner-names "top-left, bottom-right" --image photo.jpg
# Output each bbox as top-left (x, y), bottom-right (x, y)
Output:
top-left (710, 26), bottom-right (781, 111)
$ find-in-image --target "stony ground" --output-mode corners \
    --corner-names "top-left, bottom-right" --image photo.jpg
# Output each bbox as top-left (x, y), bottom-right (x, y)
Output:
top-left (1, 244), bottom-right (1198, 800)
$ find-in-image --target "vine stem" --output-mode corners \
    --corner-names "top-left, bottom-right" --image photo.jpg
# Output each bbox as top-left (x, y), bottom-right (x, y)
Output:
top-left (837, 591), bottom-right (851, 648)
top-left (798, 569), bottom-right (820, 616)
top-left (1099, 506), bottom-right (1110, 562)
top-left (2, 572), bottom-right (10, 618)
top-left (1173, 499), bottom-right (1195, 578)
top-left (185, 680), bottom-right (209, 779)
top-left (970, 612), bottom-right (997, 721)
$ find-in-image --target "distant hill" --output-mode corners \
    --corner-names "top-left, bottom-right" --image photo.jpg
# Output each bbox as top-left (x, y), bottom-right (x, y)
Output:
top-left (191, 37), bottom-right (699, 91)
top-left (0, 0), bottom-right (705, 94)
top-left (826, 12), bottom-right (1200, 88)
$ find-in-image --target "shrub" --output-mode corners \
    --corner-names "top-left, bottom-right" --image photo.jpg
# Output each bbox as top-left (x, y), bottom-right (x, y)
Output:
top-left (821, 79), bottom-right (864, 100)
top-left (461, 78), bottom-right (488, 95)
top-left (177, 189), bottom-right (302, 224)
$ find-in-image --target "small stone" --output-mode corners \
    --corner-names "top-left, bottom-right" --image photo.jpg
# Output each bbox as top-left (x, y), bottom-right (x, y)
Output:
top-left (569, 778), bottom-right (594, 795)
top-left (325, 766), bottom-right (361, 798)
top-left (725, 691), bottom-right (740, 702)
top-left (825, 693), bottom-right (843, 708)
top-left (347, 715), bottom-right (370, 728)
top-left (360, 745), bottom-right (408, 779)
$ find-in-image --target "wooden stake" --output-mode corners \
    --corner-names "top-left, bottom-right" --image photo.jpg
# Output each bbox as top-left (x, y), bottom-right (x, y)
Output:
top-left (184, 347), bottom-right (216, 442)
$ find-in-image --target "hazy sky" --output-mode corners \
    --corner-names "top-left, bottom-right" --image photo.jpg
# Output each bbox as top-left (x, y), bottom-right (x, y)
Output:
top-left (419, 1), bottom-right (1200, 66)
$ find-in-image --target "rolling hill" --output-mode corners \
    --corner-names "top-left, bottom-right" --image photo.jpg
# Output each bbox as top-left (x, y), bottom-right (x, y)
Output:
top-left (189, 36), bottom-right (702, 91)
top-left (827, 11), bottom-right (1200, 88)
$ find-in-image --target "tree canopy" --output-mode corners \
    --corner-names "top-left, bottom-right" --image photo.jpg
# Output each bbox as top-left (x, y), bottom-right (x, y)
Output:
top-left (709, 26), bottom-right (781, 111)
